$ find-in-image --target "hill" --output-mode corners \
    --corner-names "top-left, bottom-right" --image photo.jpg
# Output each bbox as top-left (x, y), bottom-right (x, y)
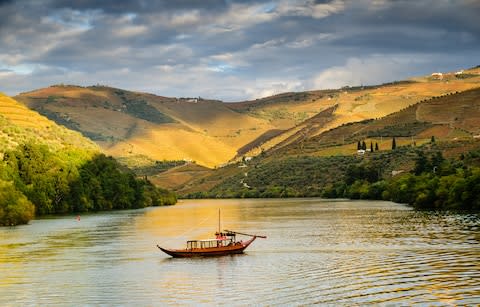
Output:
top-left (227, 67), bottom-right (480, 158)
top-left (273, 87), bottom-right (480, 158)
top-left (0, 93), bottom-right (176, 226)
top-left (15, 86), bottom-right (276, 168)
top-left (15, 67), bottom-right (480, 170)
top-left (0, 92), bottom-right (99, 155)
top-left (175, 86), bottom-right (480, 197)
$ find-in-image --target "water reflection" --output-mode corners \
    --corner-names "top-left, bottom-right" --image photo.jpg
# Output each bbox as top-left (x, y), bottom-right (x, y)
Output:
top-left (1, 198), bottom-right (480, 305)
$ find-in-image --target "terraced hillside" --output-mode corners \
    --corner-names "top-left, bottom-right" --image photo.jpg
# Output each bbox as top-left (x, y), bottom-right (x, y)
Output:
top-left (0, 93), bottom-right (177, 225)
top-left (228, 66), bottom-right (480, 158)
top-left (14, 66), bottom-right (480, 170)
top-left (271, 87), bottom-right (480, 158)
top-left (0, 92), bottom-right (98, 155)
top-left (174, 86), bottom-right (480, 197)
top-left (15, 86), bottom-right (276, 168)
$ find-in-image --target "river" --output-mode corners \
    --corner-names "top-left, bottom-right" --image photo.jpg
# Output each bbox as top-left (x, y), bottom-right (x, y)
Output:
top-left (1, 198), bottom-right (479, 305)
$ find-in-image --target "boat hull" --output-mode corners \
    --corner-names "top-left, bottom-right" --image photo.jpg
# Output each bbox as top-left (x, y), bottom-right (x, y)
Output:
top-left (158, 237), bottom-right (256, 258)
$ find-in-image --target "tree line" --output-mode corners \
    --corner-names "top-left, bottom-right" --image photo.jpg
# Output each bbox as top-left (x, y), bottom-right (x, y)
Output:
top-left (0, 143), bottom-right (176, 226)
top-left (331, 150), bottom-right (480, 210)
top-left (188, 144), bottom-right (480, 211)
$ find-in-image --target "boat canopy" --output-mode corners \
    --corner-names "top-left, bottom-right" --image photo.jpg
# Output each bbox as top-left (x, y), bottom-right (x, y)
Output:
top-left (186, 237), bottom-right (235, 249)
top-left (187, 239), bottom-right (225, 243)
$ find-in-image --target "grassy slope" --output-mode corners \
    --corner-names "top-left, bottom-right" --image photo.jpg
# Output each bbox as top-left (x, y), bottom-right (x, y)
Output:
top-left (0, 92), bottom-right (98, 156)
top-left (148, 163), bottom-right (212, 190)
top-left (15, 86), bottom-right (276, 168)
top-left (13, 66), bottom-right (480, 175)
top-left (0, 93), bottom-right (176, 225)
top-left (227, 67), bottom-right (480, 158)
top-left (273, 87), bottom-right (480, 158)
top-left (175, 85), bottom-right (480, 196)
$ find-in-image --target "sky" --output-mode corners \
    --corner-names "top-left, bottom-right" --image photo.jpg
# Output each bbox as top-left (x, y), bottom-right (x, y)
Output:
top-left (0, 0), bottom-right (479, 102)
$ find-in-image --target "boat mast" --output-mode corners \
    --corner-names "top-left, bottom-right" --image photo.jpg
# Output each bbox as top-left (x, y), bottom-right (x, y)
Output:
top-left (218, 208), bottom-right (221, 233)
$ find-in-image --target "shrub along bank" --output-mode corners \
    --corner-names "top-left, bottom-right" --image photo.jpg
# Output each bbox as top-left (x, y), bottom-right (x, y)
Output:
top-left (0, 142), bottom-right (176, 226)
top-left (188, 144), bottom-right (480, 211)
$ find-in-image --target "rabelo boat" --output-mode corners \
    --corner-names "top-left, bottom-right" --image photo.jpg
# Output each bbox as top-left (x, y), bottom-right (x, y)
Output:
top-left (157, 211), bottom-right (266, 258)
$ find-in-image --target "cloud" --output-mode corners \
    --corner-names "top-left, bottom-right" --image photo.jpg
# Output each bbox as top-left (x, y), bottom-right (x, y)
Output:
top-left (311, 55), bottom-right (419, 89)
top-left (310, 52), bottom-right (478, 90)
top-left (0, 0), bottom-right (479, 101)
top-left (276, 0), bottom-right (346, 19)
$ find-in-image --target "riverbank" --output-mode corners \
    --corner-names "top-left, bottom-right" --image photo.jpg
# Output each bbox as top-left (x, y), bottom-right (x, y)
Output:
top-left (0, 143), bottom-right (176, 226)
top-left (183, 145), bottom-right (480, 211)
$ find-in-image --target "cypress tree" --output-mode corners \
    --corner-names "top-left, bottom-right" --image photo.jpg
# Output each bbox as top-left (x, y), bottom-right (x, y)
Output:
top-left (375, 142), bottom-right (379, 151)
top-left (357, 141), bottom-right (361, 150)
top-left (392, 137), bottom-right (397, 150)
top-left (370, 142), bottom-right (373, 152)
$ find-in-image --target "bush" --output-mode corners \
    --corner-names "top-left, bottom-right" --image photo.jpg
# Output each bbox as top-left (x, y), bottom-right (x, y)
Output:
top-left (0, 180), bottom-right (35, 226)
top-left (1, 142), bottom-right (177, 225)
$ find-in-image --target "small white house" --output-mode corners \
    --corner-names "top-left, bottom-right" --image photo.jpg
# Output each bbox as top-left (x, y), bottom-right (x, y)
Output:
top-left (357, 149), bottom-right (366, 155)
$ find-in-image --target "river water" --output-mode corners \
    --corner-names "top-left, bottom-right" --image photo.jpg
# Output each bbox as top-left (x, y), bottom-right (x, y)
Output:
top-left (1, 198), bottom-right (479, 306)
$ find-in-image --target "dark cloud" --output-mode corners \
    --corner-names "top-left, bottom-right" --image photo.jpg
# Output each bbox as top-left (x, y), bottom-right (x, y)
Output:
top-left (356, 1), bottom-right (480, 37)
top-left (0, 0), bottom-right (479, 101)
top-left (49, 0), bottom-right (230, 14)
top-left (306, 1), bottom-right (480, 53)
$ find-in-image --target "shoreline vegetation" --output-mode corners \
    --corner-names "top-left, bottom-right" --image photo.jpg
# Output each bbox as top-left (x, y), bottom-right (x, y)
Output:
top-left (185, 141), bottom-right (480, 211)
top-left (3, 139), bottom-right (479, 227)
top-left (0, 142), bottom-right (176, 226)
top-left (3, 78), bottom-right (480, 225)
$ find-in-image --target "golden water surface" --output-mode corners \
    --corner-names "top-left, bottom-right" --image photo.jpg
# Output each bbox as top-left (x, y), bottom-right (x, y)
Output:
top-left (1, 198), bottom-right (479, 305)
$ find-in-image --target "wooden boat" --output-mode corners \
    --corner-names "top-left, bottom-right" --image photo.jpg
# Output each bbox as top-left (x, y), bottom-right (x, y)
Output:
top-left (157, 210), bottom-right (266, 258)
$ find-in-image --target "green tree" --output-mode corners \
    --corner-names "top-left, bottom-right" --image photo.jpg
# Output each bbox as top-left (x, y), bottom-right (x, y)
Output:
top-left (2, 143), bottom-right (176, 220)
top-left (346, 164), bottom-right (379, 185)
top-left (431, 151), bottom-right (444, 173)
top-left (0, 180), bottom-right (35, 226)
top-left (413, 151), bottom-right (430, 175)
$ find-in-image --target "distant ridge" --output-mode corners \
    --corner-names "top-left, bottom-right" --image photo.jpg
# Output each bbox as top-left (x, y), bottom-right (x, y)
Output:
top-left (14, 66), bottom-right (480, 170)
top-left (272, 87), bottom-right (480, 158)
top-left (173, 86), bottom-right (480, 197)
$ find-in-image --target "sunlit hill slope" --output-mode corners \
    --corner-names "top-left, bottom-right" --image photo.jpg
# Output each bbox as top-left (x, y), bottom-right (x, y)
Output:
top-left (228, 66), bottom-right (480, 158)
top-left (0, 92), bottom-right (99, 156)
top-left (15, 86), bottom-right (275, 168)
top-left (14, 66), bottom-right (480, 171)
top-left (175, 85), bottom-right (480, 196)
